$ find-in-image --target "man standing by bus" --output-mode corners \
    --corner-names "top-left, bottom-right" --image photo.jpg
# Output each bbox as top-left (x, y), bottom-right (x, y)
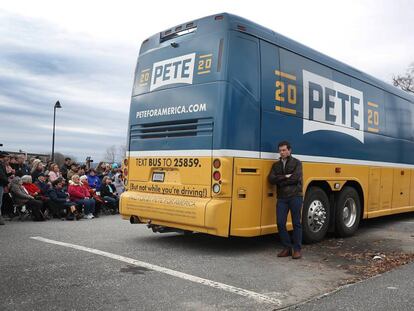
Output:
top-left (268, 141), bottom-right (303, 259)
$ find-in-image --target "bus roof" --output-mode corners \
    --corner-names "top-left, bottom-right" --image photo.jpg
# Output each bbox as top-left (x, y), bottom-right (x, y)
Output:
top-left (140, 13), bottom-right (414, 103)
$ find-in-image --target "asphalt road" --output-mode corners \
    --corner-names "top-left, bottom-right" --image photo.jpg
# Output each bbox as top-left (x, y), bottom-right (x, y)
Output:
top-left (1, 212), bottom-right (413, 310)
top-left (291, 260), bottom-right (414, 311)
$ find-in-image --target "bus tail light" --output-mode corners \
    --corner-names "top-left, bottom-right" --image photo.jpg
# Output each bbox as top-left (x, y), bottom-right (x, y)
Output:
top-left (123, 167), bottom-right (128, 177)
top-left (213, 159), bottom-right (221, 169)
top-left (213, 183), bottom-right (221, 194)
top-left (237, 25), bottom-right (246, 32)
top-left (213, 171), bottom-right (221, 181)
top-left (123, 158), bottom-right (128, 166)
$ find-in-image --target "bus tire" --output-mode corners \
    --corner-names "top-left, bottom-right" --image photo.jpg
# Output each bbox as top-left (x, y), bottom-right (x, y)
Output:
top-left (302, 187), bottom-right (330, 243)
top-left (335, 187), bottom-right (361, 238)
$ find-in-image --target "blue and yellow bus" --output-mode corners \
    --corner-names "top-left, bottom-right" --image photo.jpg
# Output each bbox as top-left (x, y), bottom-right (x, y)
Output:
top-left (120, 13), bottom-right (414, 243)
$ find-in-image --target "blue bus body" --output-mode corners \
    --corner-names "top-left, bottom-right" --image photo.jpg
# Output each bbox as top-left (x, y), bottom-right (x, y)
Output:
top-left (129, 13), bottom-right (414, 166)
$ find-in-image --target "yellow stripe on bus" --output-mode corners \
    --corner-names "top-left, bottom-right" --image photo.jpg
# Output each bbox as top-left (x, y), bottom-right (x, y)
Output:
top-left (275, 105), bottom-right (296, 115)
top-left (199, 54), bottom-right (213, 58)
top-left (274, 70), bottom-right (296, 81)
top-left (368, 101), bottom-right (379, 108)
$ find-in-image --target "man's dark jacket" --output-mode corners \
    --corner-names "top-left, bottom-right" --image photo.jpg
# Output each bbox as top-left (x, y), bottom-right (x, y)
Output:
top-left (12, 163), bottom-right (30, 177)
top-left (100, 184), bottom-right (117, 198)
top-left (268, 156), bottom-right (303, 199)
top-left (0, 162), bottom-right (9, 187)
top-left (47, 187), bottom-right (68, 204)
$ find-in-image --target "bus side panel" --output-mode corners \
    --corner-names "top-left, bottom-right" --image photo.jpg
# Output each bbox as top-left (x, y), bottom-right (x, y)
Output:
top-left (230, 158), bottom-right (262, 236)
top-left (392, 168), bottom-right (411, 210)
top-left (368, 168), bottom-right (381, 213)
top-left (368, 168), bottom-right (393, 218)
top-left (261, 160), bottom-right (277, 235)
top-left (411, 169), bottom-right (414, 207)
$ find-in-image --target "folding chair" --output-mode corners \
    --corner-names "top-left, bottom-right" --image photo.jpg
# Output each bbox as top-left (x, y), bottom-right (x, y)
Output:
top-left (8, 193), bottom-right (31, 221)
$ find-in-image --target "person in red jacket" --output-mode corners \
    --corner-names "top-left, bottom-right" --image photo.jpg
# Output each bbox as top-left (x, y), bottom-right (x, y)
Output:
top-left (68, 174), bottom-right (95, 219)
top-left (20, 174), bottom-right (48, 218)
top-left (21, 175), bottom-right (41, 197)
top-left (80, 175), bottom-right (102, 217)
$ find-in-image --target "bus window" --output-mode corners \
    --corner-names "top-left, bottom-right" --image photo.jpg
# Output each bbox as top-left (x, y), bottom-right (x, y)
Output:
top-left (228, 32), bottom-right (260, 101)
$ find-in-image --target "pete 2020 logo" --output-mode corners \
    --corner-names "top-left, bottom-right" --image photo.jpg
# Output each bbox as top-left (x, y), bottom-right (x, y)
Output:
top-left (150, 53), bottom-right (196, 91)
top-left (303, 70), bottom-right (364, 143)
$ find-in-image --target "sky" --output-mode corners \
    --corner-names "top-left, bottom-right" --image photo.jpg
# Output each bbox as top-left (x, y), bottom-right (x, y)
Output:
top-left (0, 0), bottom-right (413, 162)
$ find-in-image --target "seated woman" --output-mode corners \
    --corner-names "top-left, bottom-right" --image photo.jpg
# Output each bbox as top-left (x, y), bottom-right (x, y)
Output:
top-left (68, 174), bottom-right (95, 219)
top-left (48, 163), bottom-right (62, 182)
top-left (21, 175), bottom-right (41, 197)
top-left (79, 175), bottom-right (101, 217)
top-left (9, 177), bottom-right (45, 221)
top-left (100, 176), bottom-right (119, 213)
top-left (113, 169), bottom-right (125, 194)
top-left (21, 174), bottom-right (49, 217)
top-left (47, 178), bottom-right (81, 220)
top-left (31, 159), bottom-right (44, 181)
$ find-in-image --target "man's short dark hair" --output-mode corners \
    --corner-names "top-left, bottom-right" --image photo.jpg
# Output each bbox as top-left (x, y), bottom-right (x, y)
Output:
top-left (65, 157), bottom-right (71, 161)
top-left (278, 141), bottom-right (291, 150)
top-left (52, 177), bottom-right (64, 187)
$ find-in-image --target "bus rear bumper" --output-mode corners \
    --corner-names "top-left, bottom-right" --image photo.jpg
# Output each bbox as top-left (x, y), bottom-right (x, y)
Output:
top-left (120, 192), bottom-right (231, 237)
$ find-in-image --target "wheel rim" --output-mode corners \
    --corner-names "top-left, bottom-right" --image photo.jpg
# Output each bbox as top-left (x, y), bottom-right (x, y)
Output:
top-left (343, 198), bottom-right (357, 228)
top-left (307, 200), bottom-right (327, 233)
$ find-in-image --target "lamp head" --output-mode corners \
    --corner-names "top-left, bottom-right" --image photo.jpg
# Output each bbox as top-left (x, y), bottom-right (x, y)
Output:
top-left (54, 101), bottom-right (62, 109)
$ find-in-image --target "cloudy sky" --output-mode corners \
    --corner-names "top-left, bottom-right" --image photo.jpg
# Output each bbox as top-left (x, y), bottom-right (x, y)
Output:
top-left (0, 0), bottom-right (413, 162)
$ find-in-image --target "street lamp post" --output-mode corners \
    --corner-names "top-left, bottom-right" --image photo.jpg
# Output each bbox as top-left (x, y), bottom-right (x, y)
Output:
top-left (51, 100), bottom-right (62, 162)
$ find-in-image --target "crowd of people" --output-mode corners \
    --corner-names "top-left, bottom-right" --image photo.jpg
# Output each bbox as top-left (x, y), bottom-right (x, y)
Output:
top-left (0, 152), bottom-right (125, 225)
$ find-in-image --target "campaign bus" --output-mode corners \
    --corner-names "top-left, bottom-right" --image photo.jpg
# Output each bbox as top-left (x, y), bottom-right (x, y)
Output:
top-left (120, 13), bottom-right (414, 243)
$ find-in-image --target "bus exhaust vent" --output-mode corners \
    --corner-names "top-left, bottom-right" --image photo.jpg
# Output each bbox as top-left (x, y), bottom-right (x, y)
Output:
top-left (130, 118), bottom-right (213, 140)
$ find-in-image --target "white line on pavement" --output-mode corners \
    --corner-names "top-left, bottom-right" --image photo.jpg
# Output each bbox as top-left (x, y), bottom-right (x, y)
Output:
top-left (30, 236), bottom-right (282, 306)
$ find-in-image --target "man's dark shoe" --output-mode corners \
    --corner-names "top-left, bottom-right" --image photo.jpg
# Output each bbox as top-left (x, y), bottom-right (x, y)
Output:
top-left (292, 250), bottom-right (302, 259)
top-left (0, 216), bottom-right (5, 225)
top-left (277, 248), bottom-right (292, 257)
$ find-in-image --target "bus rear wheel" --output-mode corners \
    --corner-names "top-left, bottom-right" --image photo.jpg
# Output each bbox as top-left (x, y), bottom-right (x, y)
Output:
top-left (335, 187), bottom-right (361, 238)
top-left (302, 187), bottom-right (330, 243)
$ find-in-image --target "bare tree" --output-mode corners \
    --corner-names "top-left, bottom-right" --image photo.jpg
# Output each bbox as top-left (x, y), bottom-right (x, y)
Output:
top-left (53, 152), bottom-right (65, 166)
top-left (104, 145), bottom-right (117, 163)
top-left (393, 63), bottom-right (414, 93)
top-left (118, 144), bottom-right (127, 161)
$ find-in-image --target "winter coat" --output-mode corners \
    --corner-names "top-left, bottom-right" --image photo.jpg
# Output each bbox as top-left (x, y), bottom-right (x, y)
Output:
top-left (87, 175), bottom-right (101, 190)
top-left (23, 183), bottom-right (41, 196)
top-left (60, 164), bottom-right (71, 179)
top-left (47, 187), bottom-right (68, 204)
top-left (68, 181), bottom-right (90, 202)
top-left (268, 156), bottom-right (303, 199)
top-left (0, 162), bottom-right (8, 187)
top-left (35, 181), bottom-right (50, 195)
top-left (113, 173), bottom-right (125, 194)
top-left (12, 163), bottom-right (30, 177)
top-left (9, 177), bottom-right (33, 206)
top-left (100, 183), bottom-right (117, 198)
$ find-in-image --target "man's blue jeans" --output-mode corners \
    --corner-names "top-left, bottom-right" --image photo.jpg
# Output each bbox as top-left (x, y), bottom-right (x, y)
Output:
top-left (276, 196), bottom-right (303, 251)
top-left (76, 199), bottom-right (95, 215)
top-left (103, 196), bottom-right (119, 209)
